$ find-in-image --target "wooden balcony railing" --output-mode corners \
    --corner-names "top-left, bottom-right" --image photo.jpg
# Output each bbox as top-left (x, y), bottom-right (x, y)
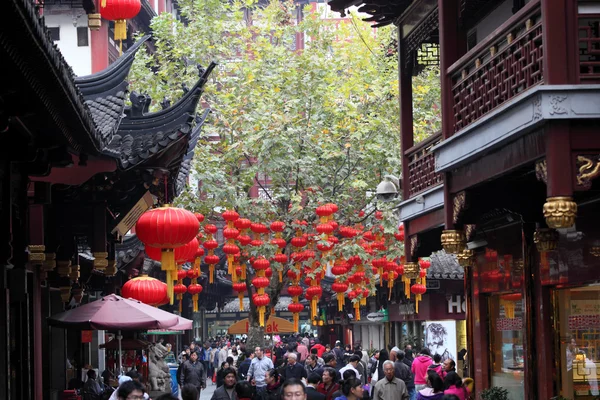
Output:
top-left (578, 14), bottom-right (600, 83)
top-left (406, 131), bottom-right (443, 198)
top-left (448, 0), bottom-right (543, 134)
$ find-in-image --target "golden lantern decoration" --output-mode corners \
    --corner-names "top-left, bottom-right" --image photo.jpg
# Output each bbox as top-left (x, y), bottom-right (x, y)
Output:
top-left (69, 264), bottom-right (80, 282)
top-left (57, 260), bottom-right (72, 278)
top-left (533, 228), bottom-right (559, 253)
top-left (441, 230), bottom-right (466, 254)
top-left (41, 252), bottom-right (56, 281)
top-left (60, 286), bottom-right (72, 303)
top-left (93, 252), bottom-right (109, 272)
top-left (402, 262), bottom-right (419, 298)
top-left (105, 259), bottom-right (117, 276)
top-left (543, 197), bottom-right (577, 229)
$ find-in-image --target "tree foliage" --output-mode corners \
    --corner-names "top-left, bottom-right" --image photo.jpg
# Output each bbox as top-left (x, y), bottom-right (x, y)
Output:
top-left (130, 0), bottom-right (426, 342)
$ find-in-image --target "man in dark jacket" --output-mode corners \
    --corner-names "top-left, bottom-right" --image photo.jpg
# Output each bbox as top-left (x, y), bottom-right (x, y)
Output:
top-left (238, 352), bottom-right (253, 380)
top-left (180, 351), bottom-right (206, 399)
top-left (282, 353), bottom-right (307, 381)
top-left (210, 368), bottom-right (238, 400)
top-left (306, 374), bottom-right (326, 400)
top-left (395, 351), bottom-right (415, 400)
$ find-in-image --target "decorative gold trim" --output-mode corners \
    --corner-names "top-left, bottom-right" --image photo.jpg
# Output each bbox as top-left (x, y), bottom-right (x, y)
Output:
top-left (69, 265), bottom-right (80, 281)
top-left (456, 249), bottom-right (474, 267)
top-left (453, 191), bottom-right (467, 224)
top-left (59, 286), bottom-right (71, 303)
top-left (88, 13), bottom-right (101, 30)
top-left (533, 228), bottom-right (559, 253)
top-left (441, 230), bottom-right (466, 254)
top-left (42, 253), bottom-right (56, 273)
top-left (590, 246), bottom-right (600, 257)
top-left (464, 224), bottom-right (476, 241)
top-left (104, 260), bottom-right (117, 276)
top-left (56, 260), bottom-right (72, 277)
top-left (490, 46), bottom-right (497, 56)
top-left (93, 252), bottom-right (109, 270)
top-left (535, 159), bottom-right (547, 184)
top-left (403, 262), bottom-right (419, 280)
top-left (576, 155), bottom-right (600, 188)
top-left (28, 245), bottom-right (46, 263)
top-left (526, 19), bottom-right (533, 30)
top-left (543, 197), bottom-right (577, 229)
top-left (507, 33), bottom-right (514, 44)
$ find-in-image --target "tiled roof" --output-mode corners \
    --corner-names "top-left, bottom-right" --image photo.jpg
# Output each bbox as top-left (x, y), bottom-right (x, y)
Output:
top-left (427, 250), bottom-right (464, 280)
top-left (328, 0), bottom-right (414, 27)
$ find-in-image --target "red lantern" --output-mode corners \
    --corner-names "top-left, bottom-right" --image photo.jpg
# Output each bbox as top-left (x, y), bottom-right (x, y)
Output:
top-left (252, 293), bottom-right (270, 326)
top-left (99, 0), bottom-right (141, 51)
top-left (418, 258), bottom-right (431, 269)
top-left (265, 268), bottom-right (273, 279)
top-left (233, 282), bottom-right (247, 311)
top-left (121, 276), bottom-right (167, 306)
top-left (135, 206), bottom-right (199, 303)
top-left (238, 235), bottom-right (252, 246)
top-left (288, 303), bottom-right (304, 313)
top-left (253, 258), bottom-right (270, 271)
top-left (332, 281), bottom-right (348, 311)
top-left (195, 213), bottom-right (205, 223)
top-left (316, 223), bottom-right (334, 235)
top-left (288, 285), bottom-right (303, 297)
top-left (291, 236), bottom-right (308, 248)
top-left (271, 238), bottom-right (287, 249)
top-left (188, 282), bottom-right (203, 312)
top-left (252, 277), bottom-right (270, 289)
top-left (270, 221), bottom-right (285, 232)
top-left (187, 269), bottom-right (199, 279)
top-left (250, 223), bottom-right (268, 234)
top-left (223, 228), bottom-right (240, 240)
top-left (234, 218), bottom-right (252, 230)
top-left (273, 253), bottom-right (288, 263)
top-left (177, 269), bottom-right (187, 280)
top-left (411, 283), bottom-right (427, 313)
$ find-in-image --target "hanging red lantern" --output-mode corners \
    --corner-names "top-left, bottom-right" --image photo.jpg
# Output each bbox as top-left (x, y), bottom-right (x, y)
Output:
top-left (99, 0), bottom-right (141, 53)
top-left (332, 281), bottom-right (348, 311)
top-left (252, 276), bottom-right (270, 289)
top-left (418, 258), bottom-right (431, 269)
top-left (305, 286), bottom-right (322, 319)
top-left (195, 213), bottom-right (205, 223)
top-left (235, 218), bottom-right (252, 230)
top-left (232, 282), bottom-right (247, 311)
top-left (187, 282), bottom-right (203, 312)
top-left (411, 283), bottom-right (427, 313)
top-left (174, 282), bottom-right (187, 313)
top-left (135, 206), bottom-right (199, 304)
top-left (252, 293), bottom-right (270, 326)
top-left (121, 275), bottom-right (167, 306)
top-left (288, 302), bottom-right (304, 332)
top-left (270, 221), bottom-right (285, 232)
top-left (394, 224), bottom-right (405, 241)
top-left (187, 268), bottom-right (199, 280)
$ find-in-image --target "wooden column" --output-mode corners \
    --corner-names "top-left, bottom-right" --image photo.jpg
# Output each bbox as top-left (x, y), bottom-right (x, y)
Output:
top-left (541, 0), bottom-right (576, 84)
top-left (91, 21), bottom-right (109, 73)
top-left (398, 25), bottom-right (414, 261)
top-left (438, 0), bottom-right (462, 140)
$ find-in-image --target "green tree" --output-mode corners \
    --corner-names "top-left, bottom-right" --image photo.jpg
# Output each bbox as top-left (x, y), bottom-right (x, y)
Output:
top-left (130, 0), bottom-right (410, 347)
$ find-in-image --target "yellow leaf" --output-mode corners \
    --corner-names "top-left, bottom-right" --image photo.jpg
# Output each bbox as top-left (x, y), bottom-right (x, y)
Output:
top-left (345, 143), bottom-right (351, 148)
top-left (274, 87), bottom-right (280, 92)
top-left (322, 129), bottom-right (329, 134)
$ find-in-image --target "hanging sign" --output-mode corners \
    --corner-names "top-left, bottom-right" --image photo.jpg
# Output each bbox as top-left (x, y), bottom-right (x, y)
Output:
top-left (228, 317), bottom-right (294, 334)
top-left (111, 191), bottom-right (154, 237)
top-left (81, 330), bottom-right (93, 343)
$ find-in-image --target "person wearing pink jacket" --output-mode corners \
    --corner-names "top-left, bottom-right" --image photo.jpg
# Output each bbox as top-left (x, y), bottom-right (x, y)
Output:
top-left (411, 349), bottom-right (433, 390)
top-left (443, 372), bottom-right (469, 400)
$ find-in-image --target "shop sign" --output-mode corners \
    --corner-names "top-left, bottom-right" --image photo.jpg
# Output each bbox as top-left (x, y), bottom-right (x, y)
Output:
top-left (111, 191), bottom-right (154, 237)
top-left (447, 295), bottom-right (466, 314)
top-left (366, 311), bottom-right (388, 322)
top-left (228, 317), bottom-right (294, 334)
top-left (426, 280), bottom-right (440, 290)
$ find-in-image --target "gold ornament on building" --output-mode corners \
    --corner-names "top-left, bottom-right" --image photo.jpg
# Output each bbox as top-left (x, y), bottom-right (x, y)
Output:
top-left (533, 228), bottom-right (558, 253)
top-left (57, 260), bottom-right (72, 278)
top-left (441, 230), bottom-right (466, 254)
top-left (69, 264), bottom-right (80, 282)
top-left (59, 286), bottom-right (72, 303)
top-left (402, 262), bottom-right (419, 298)
top-left (88, 13), bottom-right (102, 30)
top-left (590, 247), bottom-right (600, 257)
top-left (543, 196), bottom-right (577, 229)
top-left (93, 252), bottom-right (109, 272)
top-left (41, 253), bottom-right (56, 280)
top-left (27, 245), bottom-right (46, 265)
top-left (104, 259), bottom-right (117, 276)
top-left (456, 249), bottom-right (474, 267)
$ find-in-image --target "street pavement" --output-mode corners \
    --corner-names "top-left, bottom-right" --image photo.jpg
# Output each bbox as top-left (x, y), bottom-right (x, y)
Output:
top-left (200, 382), bottom-right (217, 400)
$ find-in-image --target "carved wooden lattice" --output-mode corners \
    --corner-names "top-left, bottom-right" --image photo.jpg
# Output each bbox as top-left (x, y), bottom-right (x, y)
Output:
top-left (407, 132), bottom-right (443, 197)
top-left (451, 7), bottom-right (543, 133)
top-left (403, 8), bottom-right (440, 74)
top-left (579, 14), bottom-right (600, 83)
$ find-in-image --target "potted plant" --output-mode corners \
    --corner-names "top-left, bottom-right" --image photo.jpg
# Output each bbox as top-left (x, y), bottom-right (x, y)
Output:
top-left (480, 387), bottom-right (509, 400)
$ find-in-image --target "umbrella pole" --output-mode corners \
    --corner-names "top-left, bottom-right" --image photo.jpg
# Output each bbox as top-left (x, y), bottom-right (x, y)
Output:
top-left (118, 330), bottom-right (123, 375)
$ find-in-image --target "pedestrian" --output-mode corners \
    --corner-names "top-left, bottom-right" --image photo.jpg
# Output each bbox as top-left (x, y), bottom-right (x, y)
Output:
top-left (234, 381), bottom-right (255, 400)
top-left (82, 369), bottom-right (104, 399)
top-left (220, 345), bottom-right (229, 367)
top-left (311, 342), bottom-right (326, 358)
top-left (330, 370), bottom-right (357, 400)
top-left (403, 349), bottom-right (414, 371)
top-left (125, 370), bottom-right (149, 399)
top-left (180, 350), bottom-right (207, 399)
top-left (343, 345), bottom-right (353, 364)
top-left (282, 378), bottom-right (307, 400)
top-left (211, 368), bottom-right (239, 400)
top-left (264, 369), bottom-right (282, 400)
top-left (305, 355), bottom-right (324, 377)
top-left (376, 349), bottom-right (389, 386)
top-left (182, 384), bottom-right (200, 400)
top-left (247, 346), bottom-right (274, 400)
top-left (239, 351), bottom-right (254, 380)
top-left (217, 362), bottom-right (231, 388)
top-left (443, 372), bottom-right (468, 400)
top-left (338, 355), bottom-right (361, 381)
top-left (333, 342), bottom-right (345, 367)
top-left (333, 378), bottom-right (363, 400)
top-left (310, 348), bottom-right (325, 366)
top-left (372, 360), bottom-right (408, 400)
top-left (115, 380), bottom-right (146, 400)
top-left (428, 354), bottom-right (445, 379)
top-left (306, 374), bottom-right (326, 400)
top-left (411, 349), bottom-right (433, 391)
top-left (297, 340), bottom-right (309, 363)
top-left (317, 367), bottom-right (340, 400)
top-left (442, 359), bottom-right (456, 375)
top-left (415, 370), bottom-right (444, 400)
top-left (352, 351), bottom-right (367, 384)
top-left (394, 351), bottom-right (415, 400)
top-left (108, 376), bottom-right (134, 400)
top-left (282, 353), bottom-right (307, 381)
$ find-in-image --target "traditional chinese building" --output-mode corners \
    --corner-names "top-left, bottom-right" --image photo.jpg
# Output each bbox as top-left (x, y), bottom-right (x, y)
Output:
top-left (329, 0), bottom-right (600, 398)
top-left (0, 0), bottom-right (213, 397)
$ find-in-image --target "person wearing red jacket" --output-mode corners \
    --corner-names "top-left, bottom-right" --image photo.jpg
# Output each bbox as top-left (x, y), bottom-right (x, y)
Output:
top-left (311, 343), bottom-right (326, 357)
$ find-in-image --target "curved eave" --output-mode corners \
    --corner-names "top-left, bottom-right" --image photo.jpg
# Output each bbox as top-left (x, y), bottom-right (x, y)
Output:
top-left (75, 35), bottom-right (151, 99)
top-left (328, 0), bottom-right (414, 27)
top-left (175, 108), bottom-right (210, 196)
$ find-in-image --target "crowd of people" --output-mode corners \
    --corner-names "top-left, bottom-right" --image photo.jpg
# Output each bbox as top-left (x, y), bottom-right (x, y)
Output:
top-left (169, 335), bottom-right (473, 400)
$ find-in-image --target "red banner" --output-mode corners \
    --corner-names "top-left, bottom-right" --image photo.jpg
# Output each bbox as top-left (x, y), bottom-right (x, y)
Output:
top-left (81, 330), bottom-right (93, 343)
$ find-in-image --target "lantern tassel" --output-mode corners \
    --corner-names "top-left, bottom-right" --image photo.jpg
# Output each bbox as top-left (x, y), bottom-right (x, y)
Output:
top-left (178, 295), bottom-right (182, 313)
top-left (241, 265), bottom-right (246, 280)
top-left (388, 278), bottom-right (394, 301)
top-left (293, 313), bottom-right (299, 332)
top-left (403, 277), bottom-right (410, 298)
top-left (259, 306), bottom-right (265, 327)
top-left (278, 270), bottom-right (282, 283)
top-left (114, 20), bottom-right (127, 41)
top-left (209, 264), bottom-right (214, 284)
top-left (238, 293), bottom-right (244, 311)
top-left (194, 257), bottom-right (200, 272)
top-left (193, 294), bottom-right (199, 313)
top-left (355, 303), bottom-right (360, 321)
top-left (415, 297), bottom-right (419, 314)
top-left (311, 298), bottom-right (317, 319)
top-left (227, 255), bottom-right (234, 274)
top-left (337, 292), bottom-right (344, 311)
